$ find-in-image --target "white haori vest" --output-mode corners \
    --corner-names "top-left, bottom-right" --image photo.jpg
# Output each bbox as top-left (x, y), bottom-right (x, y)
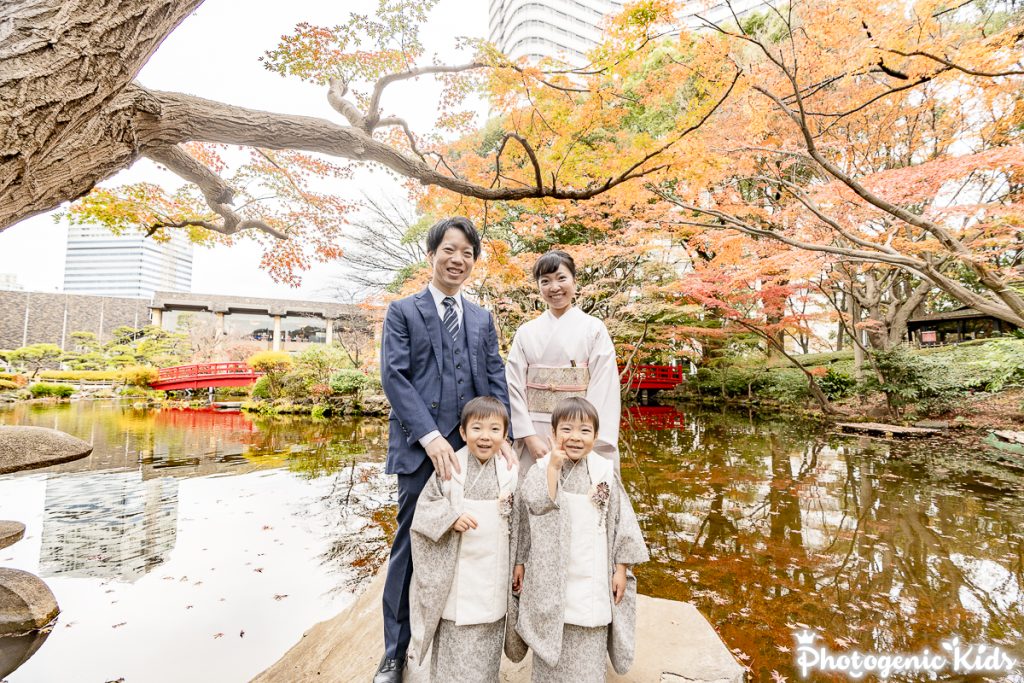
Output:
top-left (562, 452), bottom-right (614, 627)
top-left (441, 447), bottom-right (518, 625)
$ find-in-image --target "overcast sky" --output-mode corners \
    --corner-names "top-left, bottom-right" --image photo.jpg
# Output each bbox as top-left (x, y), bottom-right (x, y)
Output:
top-left (0, 0), bottom-right (488, 301)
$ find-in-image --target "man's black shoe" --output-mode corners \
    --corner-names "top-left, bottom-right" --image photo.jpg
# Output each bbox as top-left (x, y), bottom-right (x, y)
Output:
top-left (372, 654), bottom-right (405, 683)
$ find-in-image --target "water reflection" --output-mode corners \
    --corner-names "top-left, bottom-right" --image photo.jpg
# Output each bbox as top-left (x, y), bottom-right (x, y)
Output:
top-left (0, 401), bottom-right (390, 683)
top-left (620, 407), bottom-right (1024, 681)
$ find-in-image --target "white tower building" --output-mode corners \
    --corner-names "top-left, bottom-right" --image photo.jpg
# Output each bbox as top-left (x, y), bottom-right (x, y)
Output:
top-left (488, 0), bottom-right (624, 66)
top-left (63, 225), bottom-right (193, 299)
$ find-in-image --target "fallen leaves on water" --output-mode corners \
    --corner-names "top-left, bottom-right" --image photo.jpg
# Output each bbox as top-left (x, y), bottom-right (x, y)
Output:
top-left (771, 671), bottom-right (788, 682)
top-left (112, 622), bottom-right (126, 629)
top-left (240, 630), bottom-right (245, 638)
top-left (213, 632), bottom-right (224, 639)
top-left (254, 567), bottom-right (264, 573)
top-left (274, 594), bottom-right (289, 601)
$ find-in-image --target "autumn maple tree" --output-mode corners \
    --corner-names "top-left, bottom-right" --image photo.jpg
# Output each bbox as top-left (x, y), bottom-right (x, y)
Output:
top-left (1, 0), bottom-right (733, 284)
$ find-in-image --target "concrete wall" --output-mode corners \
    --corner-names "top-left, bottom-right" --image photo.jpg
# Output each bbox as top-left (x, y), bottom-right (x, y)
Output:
top-left (0, 290), bottom-right (151, 350)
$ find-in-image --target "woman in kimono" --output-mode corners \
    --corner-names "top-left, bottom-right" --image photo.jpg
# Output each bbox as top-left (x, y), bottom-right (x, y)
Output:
top-left (505, 250), bottom-right (621, 472)
top-left (406, 396), bottom-right (525, 682)
top-left (513, 397), bottom-right (648, 682)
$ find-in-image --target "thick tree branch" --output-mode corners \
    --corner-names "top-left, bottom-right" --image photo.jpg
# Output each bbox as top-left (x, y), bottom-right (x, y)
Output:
top-left (145, 144), bottom-right (287, 238)
top-left (327, 77), bottom-right (367, 128)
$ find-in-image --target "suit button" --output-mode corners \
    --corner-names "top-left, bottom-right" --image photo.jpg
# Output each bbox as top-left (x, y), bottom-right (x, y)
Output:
top-left (456, 364), bottom-right (461, 369)
top-left (457, 378), bottom-right (463, 384)
top-left (454, 348), bottom-right (460, 355)
top-left (459, 395), bottom-right (464, 401)
top-left (431, 402), bottom-right (438, 408)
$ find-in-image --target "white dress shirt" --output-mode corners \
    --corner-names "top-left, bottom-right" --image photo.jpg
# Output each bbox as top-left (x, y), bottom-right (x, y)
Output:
top-left (419, 284), bottom-right (465, 448)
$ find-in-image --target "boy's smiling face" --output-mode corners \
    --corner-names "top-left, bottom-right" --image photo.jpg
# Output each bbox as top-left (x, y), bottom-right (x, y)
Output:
top-left (460, 413), bottom-right (507, 463)
top-left (554, 416), bottom-right (596, 462)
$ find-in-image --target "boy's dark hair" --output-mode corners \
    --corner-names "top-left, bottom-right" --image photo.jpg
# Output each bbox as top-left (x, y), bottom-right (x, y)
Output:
top-left (550, 396), bottom-right (599, 433)
top-left (532, 249), bottom-right (576, 281)
top-left (425, 216), bottom-right (482, 260)
top-left (460, 396), bottom-right (509, 434)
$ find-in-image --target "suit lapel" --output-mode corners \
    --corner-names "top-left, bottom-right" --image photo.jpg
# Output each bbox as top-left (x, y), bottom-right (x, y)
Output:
top-left (414, 289), bottom-right (443, 375)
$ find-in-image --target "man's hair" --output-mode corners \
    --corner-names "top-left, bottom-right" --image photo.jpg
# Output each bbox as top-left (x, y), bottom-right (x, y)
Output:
top-left (425, 217), bottom-right (482, 260)
top-left (550, 396), bottom-right (599, 433)
top-left (532, 249), bottom-right (576, 281)
top-left (460, 396), bottom-right (509, 434)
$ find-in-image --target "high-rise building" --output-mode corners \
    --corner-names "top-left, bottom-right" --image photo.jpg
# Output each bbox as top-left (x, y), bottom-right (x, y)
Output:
top-left (488, 0), bottom-right (624, 66)
top-left (489, 1), bottom-right (771, 66)
top-left (0, 273), bottom-right (22, 291)
top-left (63, 224), bottom-right (193, 299)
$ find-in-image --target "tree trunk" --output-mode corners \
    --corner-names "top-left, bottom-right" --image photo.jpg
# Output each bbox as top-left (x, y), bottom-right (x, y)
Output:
top-left (849, 293), bottom-right (865, 379)
top-left (1, 0), bottom-right (204, 227)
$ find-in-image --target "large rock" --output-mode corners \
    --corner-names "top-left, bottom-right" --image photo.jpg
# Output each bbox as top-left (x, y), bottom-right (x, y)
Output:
top-left (0, 628), bottom-right (52, 679)
top-left (0, 426), bottom-right (92, 474)
top-left (0, 521), bottom-right (25, 550)
top-left (0, 568), bottom-right (59, 635)
top-left (252, 571), bottom-right (745, 683)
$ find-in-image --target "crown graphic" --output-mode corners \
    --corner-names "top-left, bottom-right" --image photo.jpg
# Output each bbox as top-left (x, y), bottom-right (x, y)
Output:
top-left (793, 630), bottom-right (818, 646)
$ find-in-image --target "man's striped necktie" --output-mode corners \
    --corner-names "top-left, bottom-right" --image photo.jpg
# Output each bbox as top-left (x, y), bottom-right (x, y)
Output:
top-left (442, 296), bottom-right (460, 341)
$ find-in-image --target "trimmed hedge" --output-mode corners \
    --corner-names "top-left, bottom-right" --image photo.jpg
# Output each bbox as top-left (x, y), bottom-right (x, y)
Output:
top-left (39, 370), bottom-right (121, 381)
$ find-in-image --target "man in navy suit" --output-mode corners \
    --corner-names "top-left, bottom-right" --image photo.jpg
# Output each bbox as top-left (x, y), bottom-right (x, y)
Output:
top-left (374, 216), bottom-right (514, 682)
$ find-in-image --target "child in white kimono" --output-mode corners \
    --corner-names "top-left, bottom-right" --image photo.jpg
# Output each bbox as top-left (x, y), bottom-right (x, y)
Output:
top-left (407, 396), bottom-right (523, 682)
top-left (513, 397), bottom-right (649, 682)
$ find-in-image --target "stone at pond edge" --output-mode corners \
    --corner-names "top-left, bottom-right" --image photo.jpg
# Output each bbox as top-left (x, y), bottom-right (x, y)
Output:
top-left (0, 522), bottom-right (25, 551)
top-left (0, 568), bottom-right (59, 634)
top-left (0, 426), bottom-right (92, 475)
top-left (0, 628), bottom-right (53, 680)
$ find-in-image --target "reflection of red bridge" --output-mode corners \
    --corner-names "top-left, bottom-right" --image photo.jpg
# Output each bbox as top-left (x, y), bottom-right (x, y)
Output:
top-left (153, 406), bottom-right (256, 432)
top-left (150, 362), bottom-right (262, 391)
top-left (621, 405), bottom-right (686, 431)
top-left (619, 365), bottom-right (685, 390)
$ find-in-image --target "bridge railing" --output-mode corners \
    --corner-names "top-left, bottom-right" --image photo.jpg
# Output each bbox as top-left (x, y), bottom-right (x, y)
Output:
top-left (157, 362), bottom-right (258, 381)
top-left (618, 364), bottom-right (686, 388)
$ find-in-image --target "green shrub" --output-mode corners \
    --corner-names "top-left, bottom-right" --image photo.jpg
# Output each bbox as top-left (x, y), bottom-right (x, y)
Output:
top-left (29, 383), bottom-right (74, 398)
top-left (761, 369), bottom-right (810, 404)
top-left (0, 379), bottom-right (19, 391)
top-left (39, 370), bottom-right (121, 381)
top-left (251, 376), bottom-right (272, 400)
top-left (819, 368), bottom-right (856, 399)
top-left (0, 373), bottom-right (28, 387)
top-left (247, 351), bottom-right (293, 400)
top-left (329, 368), bottom-right (370, 395)
top-left (280, 368), bottom-right (318, 400)
top-left (118, 365), bottom-right (159, 387)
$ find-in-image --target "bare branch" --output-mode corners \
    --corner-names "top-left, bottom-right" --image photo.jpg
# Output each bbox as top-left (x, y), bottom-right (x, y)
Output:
top-left (494, 133), bottom-right (544, 191)
top-left (145, 144), bottom-right (287, 239)
top-left (881, 48), bottom-right (1024, 77)
top-left (364, 62), bottom-right (485, 130)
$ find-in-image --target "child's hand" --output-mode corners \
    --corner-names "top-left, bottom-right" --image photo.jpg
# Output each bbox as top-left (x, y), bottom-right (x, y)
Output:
top-left (612, 564), bottom-right (628, 605)
top-left (547, 435), bottom-right (568, 471)
top-left (452, 513), bottom-right (478, 533)
top-left (512, 564), bottom-right (525, 593)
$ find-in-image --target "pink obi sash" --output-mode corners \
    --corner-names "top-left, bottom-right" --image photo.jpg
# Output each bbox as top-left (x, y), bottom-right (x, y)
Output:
top-left (525, 362), bottom-right (590, 413)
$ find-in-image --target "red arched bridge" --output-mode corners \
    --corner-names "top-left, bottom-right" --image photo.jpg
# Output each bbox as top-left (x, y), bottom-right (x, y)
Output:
top-left (149, 362), bottom-right (684, 392)
top-left (150, 362), bottom-right (263, 391)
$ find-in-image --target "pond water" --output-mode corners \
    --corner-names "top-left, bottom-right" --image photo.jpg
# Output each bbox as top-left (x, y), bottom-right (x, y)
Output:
top-left (1, 401), bottom-right (1022, 682)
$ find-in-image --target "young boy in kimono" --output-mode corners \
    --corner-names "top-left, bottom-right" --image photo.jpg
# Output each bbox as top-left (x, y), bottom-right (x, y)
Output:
top-left (406, 396), bottom-right (523, 682)
top-left (512, 396), bottom-right (649, 682)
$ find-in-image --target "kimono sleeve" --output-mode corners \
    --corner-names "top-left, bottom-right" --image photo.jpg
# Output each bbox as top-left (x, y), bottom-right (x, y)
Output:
top-left (611, 475), bottom-right (649, 565)
top-left (505, 329), bottom-right (536, 441)
top-left (586, 320), bottom-right (621, 459)
top-left (411, 474), bottom-right (460, 544)
top-left (523, 462), bottom-right (561, 516)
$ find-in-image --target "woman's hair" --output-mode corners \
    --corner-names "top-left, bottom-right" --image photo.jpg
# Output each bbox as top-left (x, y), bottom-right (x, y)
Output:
top-left (426, 216), bottom-right (482, 259)
top-left (532, 249), bottom-right (576, 281)
top-left (460, 396), bottom-right (509, 434)
top-left (550, 396), bottom-right (599, 433)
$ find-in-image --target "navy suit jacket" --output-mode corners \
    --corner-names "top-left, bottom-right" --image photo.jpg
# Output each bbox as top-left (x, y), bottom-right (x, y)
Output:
top-left (380, 288), bottom-right (512, 475)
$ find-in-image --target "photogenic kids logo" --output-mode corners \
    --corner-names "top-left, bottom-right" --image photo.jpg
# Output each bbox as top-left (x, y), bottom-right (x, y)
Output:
top-left (793, 630), bottom-right (1018, 679)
